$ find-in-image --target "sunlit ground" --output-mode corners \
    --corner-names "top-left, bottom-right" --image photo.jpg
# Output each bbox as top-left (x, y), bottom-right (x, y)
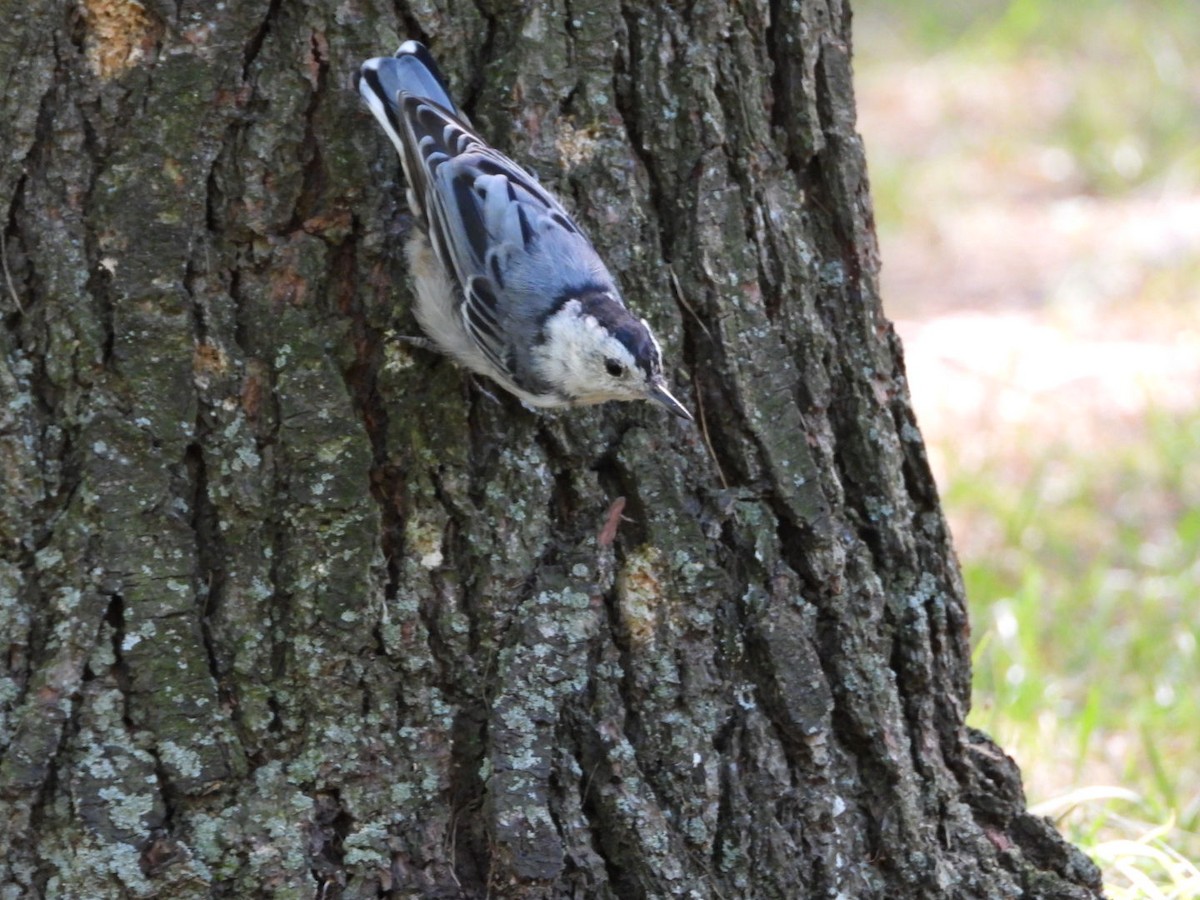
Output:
top-left (854, 1), bottom-right (1200, 895)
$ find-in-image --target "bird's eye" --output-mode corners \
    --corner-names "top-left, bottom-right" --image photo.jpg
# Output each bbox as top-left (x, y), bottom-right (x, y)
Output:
top-left (604, 358), bottom-right (625, 378)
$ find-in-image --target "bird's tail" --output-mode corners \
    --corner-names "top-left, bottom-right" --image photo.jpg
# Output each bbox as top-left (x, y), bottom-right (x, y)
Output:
top-left (355, 41), bottom-right (460, 159)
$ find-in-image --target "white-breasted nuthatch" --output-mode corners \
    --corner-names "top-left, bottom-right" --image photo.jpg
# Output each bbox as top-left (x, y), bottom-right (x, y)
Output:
top-left (355, 41), bottom-right (692, 419)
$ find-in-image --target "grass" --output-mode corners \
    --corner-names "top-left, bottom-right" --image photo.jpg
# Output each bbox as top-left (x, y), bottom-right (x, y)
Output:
top-left (958, 410), bottom-right (1200, 884)
top-left (853, 0), bottom-right (1200, 894)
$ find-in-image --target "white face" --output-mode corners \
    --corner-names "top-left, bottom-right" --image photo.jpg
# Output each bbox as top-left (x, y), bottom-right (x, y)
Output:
top-left (535, 306), bottom-right (654, 405)
top-left (585, 333), bottom-right (648, 402)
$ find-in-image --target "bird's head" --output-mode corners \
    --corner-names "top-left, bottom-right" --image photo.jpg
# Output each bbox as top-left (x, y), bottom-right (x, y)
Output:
top-left (534, 292), bottom-right (692, 419)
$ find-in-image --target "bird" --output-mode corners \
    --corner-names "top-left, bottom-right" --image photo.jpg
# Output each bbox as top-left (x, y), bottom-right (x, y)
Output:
top-left (354, 41), bottom-right (692, 420)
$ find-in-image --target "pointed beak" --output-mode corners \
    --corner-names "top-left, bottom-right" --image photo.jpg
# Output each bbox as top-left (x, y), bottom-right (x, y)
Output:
top-left (648, 378), bottom-right (693, 421)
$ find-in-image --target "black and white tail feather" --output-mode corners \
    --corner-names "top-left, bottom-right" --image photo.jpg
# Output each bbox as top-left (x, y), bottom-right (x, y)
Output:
top-left (355, 41), bottom-right (692, 419)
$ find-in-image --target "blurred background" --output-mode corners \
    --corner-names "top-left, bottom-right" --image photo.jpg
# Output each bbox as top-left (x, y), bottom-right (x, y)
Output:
top-left (853, 1), bottom-right (1200, 895)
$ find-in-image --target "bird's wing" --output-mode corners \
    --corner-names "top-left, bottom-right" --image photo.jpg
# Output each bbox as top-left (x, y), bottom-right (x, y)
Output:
top-left (397, 94), bottom-right (600, 381)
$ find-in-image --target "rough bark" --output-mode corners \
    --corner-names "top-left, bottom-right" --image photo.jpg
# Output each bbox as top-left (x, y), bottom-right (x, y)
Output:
top-left (0, 1), bottom-right (1103, 898)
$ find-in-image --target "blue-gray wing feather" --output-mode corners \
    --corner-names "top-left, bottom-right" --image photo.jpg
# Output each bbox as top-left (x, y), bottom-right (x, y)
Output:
top-left (359, 47), bottom-right (622, 390)
top-left (400, 96), bottom-right (617, 376)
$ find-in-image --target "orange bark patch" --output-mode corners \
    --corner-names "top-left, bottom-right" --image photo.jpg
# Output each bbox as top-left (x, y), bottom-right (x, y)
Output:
top-left (193, 342), bottom-right (228, 378)
top-left (616, 546), bottom-right (666, 648)
top-left (81, 0), bottom-right (164, 79)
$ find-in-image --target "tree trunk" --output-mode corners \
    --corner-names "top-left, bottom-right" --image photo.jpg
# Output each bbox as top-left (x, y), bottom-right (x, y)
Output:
top-left (0, 1), bottom-right (1103, 897)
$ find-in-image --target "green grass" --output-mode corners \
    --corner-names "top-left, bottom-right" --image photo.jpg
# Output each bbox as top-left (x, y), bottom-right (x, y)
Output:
top-left (950, 410), bottom-right (1200, 892)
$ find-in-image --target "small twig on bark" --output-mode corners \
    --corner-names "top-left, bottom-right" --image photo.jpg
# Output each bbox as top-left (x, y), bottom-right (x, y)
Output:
top-left (598, 496), bottom-right (627, 547)
top-left (1, 231), bottom-right (23, 313)
top-left (668, 265), bottom-right (711, 340)
top-left (695, 388), bottom-right (728, 489)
